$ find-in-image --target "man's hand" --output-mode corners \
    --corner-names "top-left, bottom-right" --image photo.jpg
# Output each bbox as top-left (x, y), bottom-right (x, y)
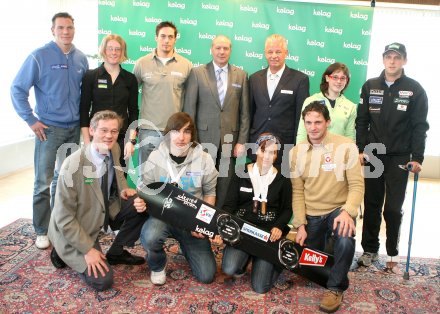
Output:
top-left (295, 225), bottom-right (307, 246)
top-left (190, 231), bottom-right (205, 239)
top-left (333, 209), bottom-right (356, 238)
top-left (31, 121), bottom-right (48, 141)
top-left (233, 143), bottom-right (245, 158)
top-left (133, 197), bottom-right (147, 213)
top-left (358, 153), bottom-right (368, 166)
top-left (120, 188), bottom-right (137, 200)
top-left (124, 142), bottom-right (135, 160)
top-left (407, 161), bottom-right (422, 173)
top-left (210, 235), bottom-right (223, 245)
top-left (84, 248), bottom-right (109, 278)
top-left (269, 227), bottom-right (282, 242)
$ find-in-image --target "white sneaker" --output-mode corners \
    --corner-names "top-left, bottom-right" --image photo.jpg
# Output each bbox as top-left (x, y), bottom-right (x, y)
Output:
top-left (150, 267), bottom-right (166, 285)
top-left (35, 235), bottom-right (50, 249)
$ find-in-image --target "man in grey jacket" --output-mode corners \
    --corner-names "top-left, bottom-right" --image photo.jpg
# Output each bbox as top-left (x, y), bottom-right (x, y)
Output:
top-left (48, 111), bottom-right (148, 291)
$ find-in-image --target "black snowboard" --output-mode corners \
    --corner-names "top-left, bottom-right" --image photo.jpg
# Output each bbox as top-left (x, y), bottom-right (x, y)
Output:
top-left (138, 182), bottom-right (333, 287)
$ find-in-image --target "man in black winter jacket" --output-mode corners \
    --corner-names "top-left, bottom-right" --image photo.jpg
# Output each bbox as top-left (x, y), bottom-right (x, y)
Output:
top-left (356, 42), bottom-right (429, 270)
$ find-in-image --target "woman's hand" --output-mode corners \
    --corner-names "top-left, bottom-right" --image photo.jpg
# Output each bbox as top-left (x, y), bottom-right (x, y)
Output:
top-left (269, 227), bottom-right (282, 242)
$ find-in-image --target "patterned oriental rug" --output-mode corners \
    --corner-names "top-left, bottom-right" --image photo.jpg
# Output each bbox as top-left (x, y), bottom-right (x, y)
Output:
top-left (0, 219), bottom-right (439, 313)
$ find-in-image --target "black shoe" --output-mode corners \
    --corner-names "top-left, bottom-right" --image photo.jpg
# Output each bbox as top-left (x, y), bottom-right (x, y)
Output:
top-left (106, 249), bottom-right (145, 265)
top-left (50, 248), bottom-right (66, 269)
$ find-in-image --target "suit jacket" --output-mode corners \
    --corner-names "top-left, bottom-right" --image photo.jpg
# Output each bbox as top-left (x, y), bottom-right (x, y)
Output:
top-left (249, 65), bottom-right (309, 146)
top-left (183, 62), bottom-right (250, 153)
top-left (48, 144), bottom-right (128, 273)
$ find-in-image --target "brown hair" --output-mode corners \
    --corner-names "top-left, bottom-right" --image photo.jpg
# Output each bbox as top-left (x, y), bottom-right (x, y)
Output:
top-left (90, 110), bottom-right (123, 130)
top-left (320, 62), bottom-right (350, 95)
top-left (163, 112), bottom-right (197, 146)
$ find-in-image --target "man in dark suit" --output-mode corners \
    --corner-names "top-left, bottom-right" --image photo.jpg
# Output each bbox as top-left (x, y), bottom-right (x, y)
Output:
top-left (183, 35), bottom-right (250, 208)
top-left (48, 110), bottom-right (148, 291)
top-left (249, 34), bottom-right (309, 169)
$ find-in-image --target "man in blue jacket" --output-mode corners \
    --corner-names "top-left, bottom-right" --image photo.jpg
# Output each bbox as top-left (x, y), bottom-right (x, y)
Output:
top-left (10, 12), bottom-right (89, 250)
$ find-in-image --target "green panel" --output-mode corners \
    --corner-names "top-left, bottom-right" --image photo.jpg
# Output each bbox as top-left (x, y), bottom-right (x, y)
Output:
top-left (98, 0), bottom-right (374, 187)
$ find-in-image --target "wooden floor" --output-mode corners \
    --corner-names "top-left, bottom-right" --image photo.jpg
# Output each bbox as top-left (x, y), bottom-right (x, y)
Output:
top-left (0, 167), bottom-right (439, 258)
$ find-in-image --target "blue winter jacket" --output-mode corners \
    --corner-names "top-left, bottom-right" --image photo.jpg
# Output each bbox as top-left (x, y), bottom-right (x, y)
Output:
top-left (11, 41), bottom-right (89, 128)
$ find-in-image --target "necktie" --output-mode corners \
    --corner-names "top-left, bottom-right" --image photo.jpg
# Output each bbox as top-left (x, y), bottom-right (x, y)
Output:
top-left (216, 68), bottom-right (225, 107)
top-left (102, 156), bottom-right (110, 231)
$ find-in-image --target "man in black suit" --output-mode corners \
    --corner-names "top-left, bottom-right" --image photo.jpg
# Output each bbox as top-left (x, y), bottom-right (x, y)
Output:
top-left (249, 34), bottom-right (309, 169)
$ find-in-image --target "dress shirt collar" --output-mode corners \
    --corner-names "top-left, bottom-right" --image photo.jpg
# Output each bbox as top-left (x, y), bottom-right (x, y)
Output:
top-left (267, 64), bottom-right (285, 80)
top-left (213, 62), bottom-right (228, 74)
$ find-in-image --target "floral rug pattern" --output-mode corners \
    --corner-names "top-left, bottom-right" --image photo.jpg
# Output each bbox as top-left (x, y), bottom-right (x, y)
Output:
top-left (1, 219), bottom-right (439, 313)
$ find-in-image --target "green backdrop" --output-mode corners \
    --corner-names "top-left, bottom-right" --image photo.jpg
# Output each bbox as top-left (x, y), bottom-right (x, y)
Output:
top-left (98, 0), bottom-right (374, 185)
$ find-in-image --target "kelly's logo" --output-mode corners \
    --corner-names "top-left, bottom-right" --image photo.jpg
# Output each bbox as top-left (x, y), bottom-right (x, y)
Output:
top-left (299, 248), bottom-right (328, 266)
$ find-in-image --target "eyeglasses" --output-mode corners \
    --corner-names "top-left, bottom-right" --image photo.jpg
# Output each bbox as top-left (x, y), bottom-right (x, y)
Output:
top-left (328, 75), bottom-right (348, 82)
top-left (106, 47), bottom-right (122, 53)
top-left (97, 128), bottom-right (119, 136)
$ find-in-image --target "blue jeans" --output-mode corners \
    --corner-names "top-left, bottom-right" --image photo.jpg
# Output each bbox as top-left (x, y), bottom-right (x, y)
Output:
top-left (305, 209), bottom-right (355, 291)
top-left (140, 217), bottom-right (217, 284)
top-left (138, 129), bottom-right (163, 170)
top-left (222, 245), bottom-right (282, 294)
top-left (33, 125), bottom-right (80, 235)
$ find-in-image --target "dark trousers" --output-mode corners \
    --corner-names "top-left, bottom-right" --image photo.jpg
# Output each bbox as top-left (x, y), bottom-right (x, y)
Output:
top-left (107, 195), bottom-right (148, 255)
top-left (361, 154), bottom-right (409, 256)
top-left (306, 209), bottom-right (355, 291)
top-left (215, 148), bottom-right (235, 209)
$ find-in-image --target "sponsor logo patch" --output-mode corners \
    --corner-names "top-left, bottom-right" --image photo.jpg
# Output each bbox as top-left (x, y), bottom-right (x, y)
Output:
top-left (369, 96), bottom-right (383, 105)
top-left (241, 223), bottom-right (270, 242)
top-left (176, 193), bottom-right (197, 209)
top-left (370, 89), bottom-right (384, 95)
top-left (394, 98), bottom-right (410, 105)
top-left (399, 90), bottom-right (413, 98)
top-left (397, 104), bottom-right (408, 111)
top-left (196, 204), bottom-right (216, 224)
top-left (299, 248), bottom-right (328, 266)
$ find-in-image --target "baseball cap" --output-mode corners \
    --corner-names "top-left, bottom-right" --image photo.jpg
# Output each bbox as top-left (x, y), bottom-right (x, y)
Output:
top-left (383, 42), bottom-right (407, 58)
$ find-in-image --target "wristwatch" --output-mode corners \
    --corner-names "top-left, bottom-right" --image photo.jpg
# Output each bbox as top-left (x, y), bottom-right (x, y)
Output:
top-left (130, 138), bottom-right (137, 145)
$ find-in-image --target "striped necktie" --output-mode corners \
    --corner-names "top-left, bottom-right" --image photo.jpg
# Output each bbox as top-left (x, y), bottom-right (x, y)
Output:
top-left (216, 68), bottom-right (225, 107)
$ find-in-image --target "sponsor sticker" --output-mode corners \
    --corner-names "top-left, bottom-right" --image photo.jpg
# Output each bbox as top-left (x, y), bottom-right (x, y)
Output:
top-left (98, 79), bottom-right (107, 83)
top-left (369, 96), bottom-right (383, 105)
top-left (299, 248), bottom-right (328, 267)
top-left (232, 83), bottom-right (242, 88)
top-left (171, 71), bottom-right (183, 77)
top-left (370, 89), bottom-right (384, 95)
top-left (84, 178), bottom-right (93, 184)
top-left (394, 98), bottom-right (410, 105)
top-left (175, 193), bottom-right (198, 209)
top-left (186, 171), bottom-right (202, 177)
top-left (369, 107), bottom-right (380, 113)
top-left (240, 186), bottom-right (253, 193)
top-left (196, 204), bottom-right (216, 224)
top-left (397, 104), bottom-right (407, 111)
top-left (51, 64), bottom-right (68, 70)
top-left (281, 89), bottom-right (293, 94)
top-left (241, 223), bottom-right (270, 242)
top-left (98, 84), bottom-right (107, 89)
top-left (399, 90), bottom-right (413, 98)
